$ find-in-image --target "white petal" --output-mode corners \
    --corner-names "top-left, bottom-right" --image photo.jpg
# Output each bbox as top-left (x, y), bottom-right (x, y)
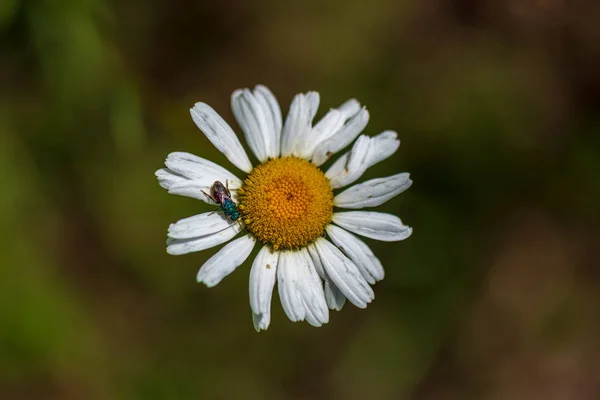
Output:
top-left (231, 89), bottom-right (267, 163)
top-left (325, 135), bottom-right (371, 189)
top-left (323, 277), bottom-right (346, 311)
top-left (249, 246), bottom-right (280, 331)
top-left (253, 85), bottom-right (282, 158)
top-left (334, 173), bottom-right (412, 209)
top-left (231, 86), bottom-right (282, 163)
top-left (157, 153), bottom-right (242, 203)
top-left (165, 181), bottom-right (240, 204)
top-left (276, 249), bottom-right (329, 326)
top-left (306, 91), bottom-right (320, 121)
top-left (168, 212), bottom-right (234, 239)
top-left (156, 168), bottom-right (216, 203)
top-left (164, 152), bottom-right (242, 187)
top-left (300, 109), bottom-right (344, 159)
top-left (366, 130), bottom-right (400, 166)
top-left (306, 244), bottom-right (324, 278)
top-left (337, 98), bottom-right (361, 119)
top-left (307, 99), bottom-right (364, 165)
top-left (325, 131), bottom-right (400, 189)
top-left (190, 103), bottom-right (253, 173)
top-left (281, 92), bottom-right (319, 157)
top-left (312, 107), bottom-right (369, 166)
top-left (166, 223), bottom-right (242, 255)
top-left (156, 168), bottom-right (185, 190)
top-left (332, 211), bottom-right (412, 242)
top-left (307, 243), bottom-right (346, 311)
top-left (277, 251), bottom-right (305, 321)
top-left (297, 248), bottom-right (329, 327)
top-left (326, 225), bottom-right (384, 284)
top-left (313, 238), bottom-right (374, 308)
top-left (197, 234), bottom-right (256, 287)
top-left (163, 180), bottom-right (214, 204)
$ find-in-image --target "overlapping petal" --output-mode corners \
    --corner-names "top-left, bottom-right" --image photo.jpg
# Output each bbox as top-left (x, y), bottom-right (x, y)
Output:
top-left (231, 85), bottom-right (282, 162)
top-left (326, 130), bottom-right (400, 189)
top-left (167, 212), bottom-right (234, 239)
top-left (166, 222), bottom-right (243, 255)
top-left (299, 108), bottom-right (344, 159)
top-left (326, 225), bottom-right (384, 284)
top-left (366, 130), bottom-right (401, 166)
top-left (307, 243), bottom-right (346, 310)
top-left (277, 249), bottom-right (329, 327)
top-left (281, 92), bottom-right (319, 157)
top-left (312, 237), bottom-right (374, 308)
top-left (297, 248), bottom-right (329, 327)
top-left (156, 152), bottom-right (242, 204)
top-left (312, 106), bottom-right (369, 166)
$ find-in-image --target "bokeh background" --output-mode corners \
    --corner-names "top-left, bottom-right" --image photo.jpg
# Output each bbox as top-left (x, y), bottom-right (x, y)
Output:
top-left (2, 0), bottom-right (600, 399)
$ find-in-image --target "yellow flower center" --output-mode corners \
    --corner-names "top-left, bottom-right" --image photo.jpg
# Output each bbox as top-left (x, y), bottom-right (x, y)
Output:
top-left (238, 157), bottom-right (333, 251)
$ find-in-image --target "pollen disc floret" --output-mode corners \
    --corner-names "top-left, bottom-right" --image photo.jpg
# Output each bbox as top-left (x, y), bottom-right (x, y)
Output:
top-left (239, 157), bottom-right (333, 250)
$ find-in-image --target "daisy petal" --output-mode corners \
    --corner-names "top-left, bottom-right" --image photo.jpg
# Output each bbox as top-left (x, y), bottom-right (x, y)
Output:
top-left (164, 180), bottom-right (213, 204)
top-left (323, 277), bottom-right (346, 311)
top-left (277, 249), bottom-right (328, 326)
top-left (332, 211), bottom-right (412, 241)
top-left (306, 243), bottom-right (325, 278)
top-left (190, 103), bottom-right (253, 173)
top-left (277, 251), bottom-right (306, 321)
top-left (337, 98), bottom-right (361, 119)
top-left (197, 234), bottom-right (256, 287)
top-left (297, 248), bottom-right (329, 327)
top-left (281, 92), bottom-right (319, 157)
top-left (166, 223), bottom-right (242, 255)
top-left (231, 86), bottom-right (282, 163)
top-left (334, 173), bottom-right (412, 209)
top-left (306, 91), bottom-right (320, 121)
top-left (158, 153), bottom-right (242, 203)
top-left (253, 85), bottom-right (282, 158)
top-left (312, 107), bottom-right (369, 166)
top-left (164, 152), bottom-right (242, 187)
top-left (168, 212), bottom-right (234, 239)
top-left (326, 225), bottom-right (384, 284)
top-left (300, 109), bottom-right (344, 159)
top-left (156, 168), bottom-right (186, 190)
top-left (325, 131), bottom-right (400, 189)
top-left (307, 244), bottom-right (346, 311)
top-left (366, 130), bottom-right (400, 166)
top-left (156, 167), bottom-right (216, 202)
top-left (249, 245), bottom-right (280, 331)
top-left (231, 89), bottom-right (267, 163)
top-left (165, 179), bottom-right (240, 204)
top-left (313, 238), bottom-right (374, 308)
top-left (325, 135), bottom-right (371, 189)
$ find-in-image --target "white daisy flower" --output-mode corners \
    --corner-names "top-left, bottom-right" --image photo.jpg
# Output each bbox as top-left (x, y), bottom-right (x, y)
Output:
top-left (156, 85), bottom-right (413, 331)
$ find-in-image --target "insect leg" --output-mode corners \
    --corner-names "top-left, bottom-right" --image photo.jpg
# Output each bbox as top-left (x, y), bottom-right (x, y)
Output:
top-left (225, 179), bottom-right (233, 197)
top-left (201, 190), bottom-right (217, 203)
top-left (207, 206), bottom-right (221, 216)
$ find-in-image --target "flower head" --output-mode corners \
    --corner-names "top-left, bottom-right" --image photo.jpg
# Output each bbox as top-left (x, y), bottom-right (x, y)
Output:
top-left (156, 85), bottom-right (412, 331)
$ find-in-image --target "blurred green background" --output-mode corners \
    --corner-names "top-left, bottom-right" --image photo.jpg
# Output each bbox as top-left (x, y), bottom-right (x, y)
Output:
top-left (2, 0), bottom-right (600, 399)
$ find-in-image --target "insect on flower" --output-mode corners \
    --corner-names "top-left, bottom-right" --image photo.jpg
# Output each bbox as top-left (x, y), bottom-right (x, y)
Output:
top-left (202, 180), bottom-right (241, 222)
